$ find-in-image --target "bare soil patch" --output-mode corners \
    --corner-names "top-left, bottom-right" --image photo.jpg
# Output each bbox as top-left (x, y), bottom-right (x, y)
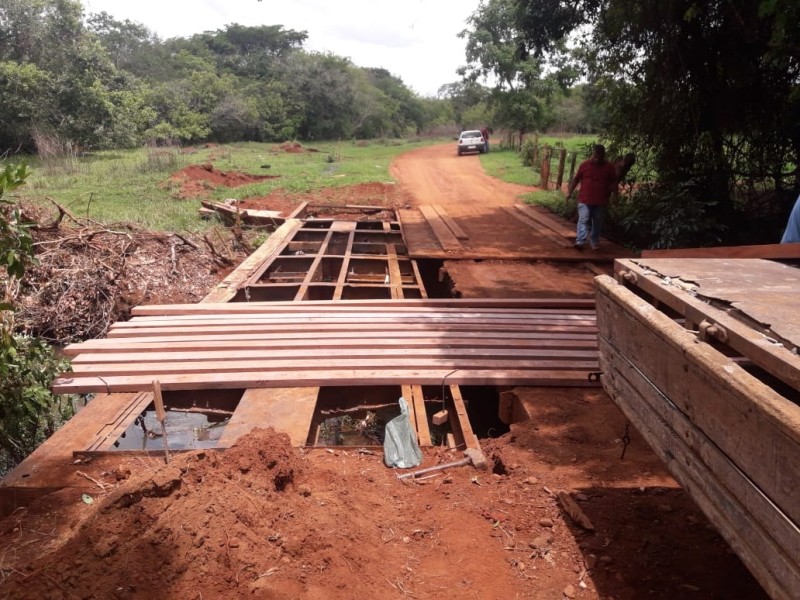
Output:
top-left (170, 164), bottom-right (279, 200)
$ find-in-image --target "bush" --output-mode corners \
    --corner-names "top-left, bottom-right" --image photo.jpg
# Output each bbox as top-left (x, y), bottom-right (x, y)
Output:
top-left (1, 163), bottom-right (76, 474)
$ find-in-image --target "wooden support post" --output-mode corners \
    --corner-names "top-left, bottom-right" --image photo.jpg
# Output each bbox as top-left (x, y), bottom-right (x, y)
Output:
top-left (152, 380), bottom-right (170, 463)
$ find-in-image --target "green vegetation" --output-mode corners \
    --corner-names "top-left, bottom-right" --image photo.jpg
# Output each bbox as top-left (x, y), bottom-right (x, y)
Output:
top-left (0, 164), bottom-right (73, 473)
top-left (17, 139), bottom-right (439, 231)
top-left (478, 148), bottom-right (539, 187)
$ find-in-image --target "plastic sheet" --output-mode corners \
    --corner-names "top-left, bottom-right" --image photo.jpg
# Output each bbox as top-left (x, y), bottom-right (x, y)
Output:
top-left (383, 397), bottom-right (423, 468)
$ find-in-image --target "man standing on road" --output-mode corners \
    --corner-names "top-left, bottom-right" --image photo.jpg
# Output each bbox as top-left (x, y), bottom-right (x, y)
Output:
top-left (567, 144), bottom-right (618, 251)
top-left (480, 127), bottom-right (490, 153)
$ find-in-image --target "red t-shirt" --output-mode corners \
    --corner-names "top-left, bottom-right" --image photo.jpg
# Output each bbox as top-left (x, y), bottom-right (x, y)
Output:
top-left (574, 159), bottom-right (617, 206)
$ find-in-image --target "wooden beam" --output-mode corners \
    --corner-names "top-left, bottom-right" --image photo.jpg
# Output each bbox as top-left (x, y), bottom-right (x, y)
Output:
top-left (133, 298), bottom-right (596, 316)
top-left (217, 387), bottom-right (318, 447)
top-left (418, 205), bottom-right (462, 252)
top-left (502, 206), bottom-right (572, 249)
top-left (64, 334), bottom-right (597, 356)
top-left (84, 392), bottom-right (153, 452)
top-left (596, 277), bottom-right (800, 529)
top-left (409, 384), bottom-right (431, 446)
top-left (641, 243), bottom-right (800, 259)
top-left (615, 260), bottom-right (800, 390)
top-left (432, 204), bottom-right (469, 240)
top-left (600, 336), bottom-right (800, 600)
top-left (52, 369), bottom-right (601, 394)
top-left (448, 385), bottom-right (481, 453)
top-left (202, 219), bottom-right (303, 303)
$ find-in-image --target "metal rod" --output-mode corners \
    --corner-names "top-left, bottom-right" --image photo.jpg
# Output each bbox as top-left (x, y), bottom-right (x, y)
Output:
top-left (397, 457), bottom-right (470, 480)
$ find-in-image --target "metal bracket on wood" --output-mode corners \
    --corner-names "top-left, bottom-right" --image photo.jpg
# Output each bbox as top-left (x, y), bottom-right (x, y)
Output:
top-left (588, 371), bottom-right (603, 382)
top-left (618, 270), bottom-right (638, 285)
top-left (698, 319), bottom-right (728, 344)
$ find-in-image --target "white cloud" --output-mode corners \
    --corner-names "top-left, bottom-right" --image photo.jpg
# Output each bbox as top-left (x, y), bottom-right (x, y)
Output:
top-left (81, 0), bottom-right (481, 96)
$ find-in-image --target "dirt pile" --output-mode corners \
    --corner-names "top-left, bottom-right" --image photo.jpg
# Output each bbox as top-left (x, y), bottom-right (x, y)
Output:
top-left (0, 415), bottom-right (768, 600)
top-left (170, 164), bottom-right (279, 200)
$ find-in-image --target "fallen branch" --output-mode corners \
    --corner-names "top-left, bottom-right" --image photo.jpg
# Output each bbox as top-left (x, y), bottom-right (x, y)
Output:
top-left (76, 470), bottom-right (110, 491)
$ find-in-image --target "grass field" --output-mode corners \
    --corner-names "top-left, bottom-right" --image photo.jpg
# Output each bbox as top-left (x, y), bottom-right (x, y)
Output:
top-left (12, 139), bottom-right (441, 232)
top-left (10, 134), bottom-right (593, 231)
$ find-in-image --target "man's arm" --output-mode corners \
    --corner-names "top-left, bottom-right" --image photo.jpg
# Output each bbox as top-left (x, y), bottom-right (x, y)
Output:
top-left (567, 164), bottom-right (583, 198)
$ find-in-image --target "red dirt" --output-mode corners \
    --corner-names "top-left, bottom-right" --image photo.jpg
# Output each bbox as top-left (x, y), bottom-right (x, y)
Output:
top-left (171, 164), bottom-right (279, 200)
top-left (0, 144), bottom-right (770, 599)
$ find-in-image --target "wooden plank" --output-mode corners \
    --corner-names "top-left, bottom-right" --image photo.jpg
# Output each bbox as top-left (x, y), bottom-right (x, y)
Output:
top-left (73, 344), bottom-right (598, 361)
top-left (616, 260), bottom-right (800, 390)
top-left (128, 307), bottom-right (598, 321)
top-left (64, 333), bottom-right (597, 356)
top-left (295, 228), bottom-right (335, 301)
top-left (72, 347), bottom-right (597, 368)
top-left (596, 276), bottom-right (800, 529)
top-left (514, 203), bottom-right (575, 238)
top-left (85, 392), bottom-right (153, 452)
top-left (418, 205), bottom-right (462, 252)
top-left (431, 204), bottom-right (469, 240)
top-left (113, 313), bottom-right (598, 329)
top-left (410, 384), bottom-right (431, 446)
top-left (105, 323), bottom-right (599, 340)
top-left (217, 387), bottom-right (318, 447)
top-left (386, 243), bottom-right (404, 299)
top-left (68, 357), bottom-right (600, 377)
top-left (69, 336), bottom-right (597, 355)
top-left (119, 310), bottom-right (598, 324)
top-left (103, 327), bottom-right (598, 342)
top-left (502, 206), bottom-right (572, 249)
top-left (1, 393), bottom-right (148, 489)
top-left (641, 242), bottom-right (800, 259)
top-left (52, 369), bottom-right (601, 394)
top-left (410, 260), bottom-right (428, 299)
top-left (202, 219), bottom-right (303, 303)
top-left (133, 298), bottom-right (597, 315)
top-left (401, 384), bottom-right (421, 446)
top-left (600, 336), bottom-right (800, 600)
top-left (285, 201), bottom-right (309, 220)
top-left (333, 228), bottom-right (356, 301)
top-left (448, 385), bottom-right (480, 452)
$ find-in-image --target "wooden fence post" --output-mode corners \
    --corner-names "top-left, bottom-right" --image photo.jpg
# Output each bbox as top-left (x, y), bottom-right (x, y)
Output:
top-left (540, 148), bottom-right (551, 190)
top-left (568, 152), bottom-right (578, 184)
top-left (556, 148), bottom-right (567, 189)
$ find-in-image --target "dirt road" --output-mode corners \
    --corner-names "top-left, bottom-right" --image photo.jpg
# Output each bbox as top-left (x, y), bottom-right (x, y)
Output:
top-left (391, 142), bottom-right (537, 209)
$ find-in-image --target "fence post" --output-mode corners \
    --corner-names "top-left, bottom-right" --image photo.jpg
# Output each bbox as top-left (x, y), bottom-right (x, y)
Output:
top-left (568, 151), bottom-right (578, 184)
top-left (540, 148), bottom-right (551, 189)
top-left (556, 148), bottom-right (567, 189)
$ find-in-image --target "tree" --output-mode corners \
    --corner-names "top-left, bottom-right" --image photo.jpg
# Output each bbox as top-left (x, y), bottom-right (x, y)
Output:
top-left (458, 0), bottom-right (567, 137)
top-left (516, 0), bottom-right (800, 246)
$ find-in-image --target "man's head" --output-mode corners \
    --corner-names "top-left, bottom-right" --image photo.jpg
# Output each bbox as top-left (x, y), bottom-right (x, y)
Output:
top-left (591, 144), bottom-right (606, 163)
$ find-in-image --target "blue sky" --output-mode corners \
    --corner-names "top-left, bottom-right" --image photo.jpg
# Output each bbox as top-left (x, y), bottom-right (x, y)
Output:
top-left (82, 0), bottom-right (483, 96)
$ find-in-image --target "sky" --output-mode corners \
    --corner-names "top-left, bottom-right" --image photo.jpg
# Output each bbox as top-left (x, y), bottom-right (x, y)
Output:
top-left (81, 0), bottom-right (483, 97)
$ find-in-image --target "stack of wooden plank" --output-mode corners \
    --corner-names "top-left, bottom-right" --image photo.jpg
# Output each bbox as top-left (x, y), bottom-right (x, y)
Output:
top-left (53, 299), bottom-right (600, 394)
top-left (597, 258), bottom-right (800, 600)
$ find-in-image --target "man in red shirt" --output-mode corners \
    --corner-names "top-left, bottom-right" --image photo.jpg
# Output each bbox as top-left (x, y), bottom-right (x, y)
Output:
top-left (566, 144), bottom-right (618, 250)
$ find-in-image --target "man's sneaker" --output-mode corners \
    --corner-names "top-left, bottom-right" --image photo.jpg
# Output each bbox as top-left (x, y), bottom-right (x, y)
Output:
top-left (590, 243), bottom-right (600, 251)
top-left (573, 242), bottom-right (585, 251)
